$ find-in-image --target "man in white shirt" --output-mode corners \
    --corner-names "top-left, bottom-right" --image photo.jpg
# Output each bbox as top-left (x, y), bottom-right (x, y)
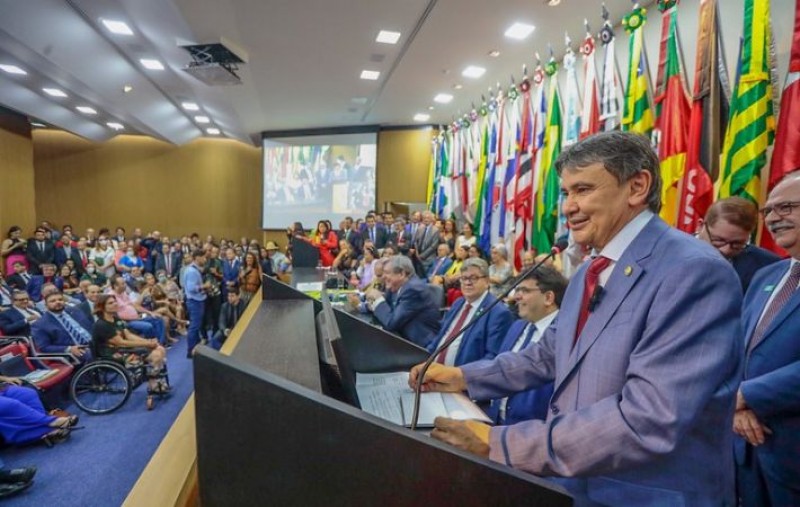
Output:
top-left (487, 265), bottom-right (568, 425)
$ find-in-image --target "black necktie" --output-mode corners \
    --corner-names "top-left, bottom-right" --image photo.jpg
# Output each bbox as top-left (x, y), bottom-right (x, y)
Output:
top-left (39, 241), bottom-right (44, 252)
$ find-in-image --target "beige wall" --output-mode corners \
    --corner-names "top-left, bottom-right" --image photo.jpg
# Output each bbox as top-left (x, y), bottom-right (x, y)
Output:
top-left (0, 109), bottom-right (36, 251)
top-left (31, 126), bottom-right (433, 250)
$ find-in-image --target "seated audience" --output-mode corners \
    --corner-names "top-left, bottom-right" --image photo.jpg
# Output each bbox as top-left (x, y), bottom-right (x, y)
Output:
top-left (0, 291), bottom-right (40, 336)
top-left (427, 258), bottom-right (513, 366)
top-left (487, 265), bottom-right (567, 424)
top-left (364, 255), bottom-right (441, 348)
top-left (697, 196), bottom-right (782, 292)
top-left (80, 262), bottom-right (108, 288)
top-left (426, 244), bottom-right (453, 282)
top-left (352, 246), bottom-right (378, 290)
top-left (211, 289), bottom-right (247, 350)
top-left (31, 291), bottom-right (92, 360)
top-left (92, 294), bottom-right (167, 394)
top-left (59, 264), bottom-right (81, 297)
top-left (27, 264), bottom-right (63, 303)
top-left (106, 275), bottom-right (167, 345)
top-left (5, 261), bottom-right (32, 292)
top-left (488, 244), bottom-right (513, 298)
top-left (456, 222), bottom-right (477, 249)
top-left (0, 377), bottom-right (77, 446)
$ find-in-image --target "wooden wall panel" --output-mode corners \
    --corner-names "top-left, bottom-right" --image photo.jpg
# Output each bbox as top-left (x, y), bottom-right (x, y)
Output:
top-left (0, 110), bottom-right (36, 250)
top-left (376, 128), bottom-right (433, 211)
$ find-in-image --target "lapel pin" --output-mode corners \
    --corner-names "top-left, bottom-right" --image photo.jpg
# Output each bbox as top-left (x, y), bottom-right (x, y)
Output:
top-left (624, 266), bottom-right (633, 276)
top-left (764, 285), bottom-right (775, 292)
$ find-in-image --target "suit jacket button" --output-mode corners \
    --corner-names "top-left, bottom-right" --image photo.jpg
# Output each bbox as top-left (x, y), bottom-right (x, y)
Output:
top-left (550, 403), bottom-right (559, 415)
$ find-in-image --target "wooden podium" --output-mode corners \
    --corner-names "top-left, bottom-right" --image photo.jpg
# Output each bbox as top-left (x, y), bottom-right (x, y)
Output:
top-left (192, 275), bottom-right (572, 506)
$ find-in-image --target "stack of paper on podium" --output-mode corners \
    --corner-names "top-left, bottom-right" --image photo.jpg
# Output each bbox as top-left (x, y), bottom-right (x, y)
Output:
top-left (356, 371), bottom-right (491, 427)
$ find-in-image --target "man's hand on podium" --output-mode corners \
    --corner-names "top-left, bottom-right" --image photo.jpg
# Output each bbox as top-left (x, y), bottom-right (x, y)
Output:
top-left (408, 362), bottom-right (466, 393)
top-left (431, 418), bottom-right (490, 458)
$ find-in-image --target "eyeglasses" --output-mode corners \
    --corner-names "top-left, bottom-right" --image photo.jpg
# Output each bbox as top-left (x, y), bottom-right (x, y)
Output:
top-left (703, 224), bottom-right (748, 251)
top-left (759, 201), bottom-right (800, 218)
top-left (515, 286), bottom-right (543, 295)
top-left (460, 275), bottom-right (487, 284)
top-left (13, 298), bottom-right (29, 302)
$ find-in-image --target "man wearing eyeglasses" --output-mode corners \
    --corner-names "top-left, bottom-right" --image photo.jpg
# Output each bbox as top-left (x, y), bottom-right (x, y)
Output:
top-left (425, 258), bottom-right (512, 367)
top-left (734, 173), bottom-right (800, 507)
top-left (0, 291), bottom-right (40, 335)
top-left (697, 197), bottom-right (781, 292)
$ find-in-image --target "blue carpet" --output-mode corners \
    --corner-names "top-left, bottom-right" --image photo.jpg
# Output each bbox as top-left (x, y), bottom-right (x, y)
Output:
top-left (1, 338), bottom-right (195, 507)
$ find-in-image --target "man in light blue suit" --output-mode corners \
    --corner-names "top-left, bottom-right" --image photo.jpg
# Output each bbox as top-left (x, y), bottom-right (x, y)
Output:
top-left (426, 257), bottom-right (512, 366)
top-left (486, 264), bottom-right (567, 425)
top-left (411, 132), bottom-right (742, 507)
top-left (734, 173), bottom-right (800, 507)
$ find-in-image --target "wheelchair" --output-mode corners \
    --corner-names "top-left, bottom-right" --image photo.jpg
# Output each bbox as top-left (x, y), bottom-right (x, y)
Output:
top-left (69, 341), bottom-right (170, 414)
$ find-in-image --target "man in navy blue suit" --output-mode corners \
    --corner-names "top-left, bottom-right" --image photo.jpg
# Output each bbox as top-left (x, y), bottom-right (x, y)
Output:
top-left (365, 255), bottom-right (441, 348)
top-left (0, 291), bottom-right (40, 336)
top-left (426, 258), bottom-right (512, 366)
top-left (486, 265), bottom-right (567, 425)
top-left (30, 291), bottom-right (92, 361)
top-left (26, 264), bottom-right (63, 302)
top-left (698, 197), bottom-right (781, 292)
top-left (735, 174), bottom-right (800, 507)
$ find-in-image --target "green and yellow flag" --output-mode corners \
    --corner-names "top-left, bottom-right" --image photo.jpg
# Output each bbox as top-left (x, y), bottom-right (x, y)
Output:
top-left (622, 4), bottom-right (655, 136)
top-left (718, 0), bottom-right (776, 202)
top-left (532, 59), bottom-right (562, 253)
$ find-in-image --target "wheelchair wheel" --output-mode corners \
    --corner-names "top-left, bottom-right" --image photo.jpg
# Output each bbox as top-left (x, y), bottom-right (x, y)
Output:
top-left (70, 361), bottom-right (132, 414)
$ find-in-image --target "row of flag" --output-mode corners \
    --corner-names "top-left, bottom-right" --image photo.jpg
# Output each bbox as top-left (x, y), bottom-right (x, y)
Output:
top-left (427, 0), bottom-right (800, 268)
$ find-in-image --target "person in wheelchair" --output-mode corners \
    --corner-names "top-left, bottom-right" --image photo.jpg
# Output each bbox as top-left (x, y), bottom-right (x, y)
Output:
top-left (91, 295), bottom-right (168, 395)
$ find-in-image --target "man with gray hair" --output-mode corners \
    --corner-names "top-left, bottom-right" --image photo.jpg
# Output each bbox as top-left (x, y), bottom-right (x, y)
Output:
top-left (364, 255), bottom-right (441, 348)
top-left (426, 257), bottom-right (513, 366)
top-left (410, 131), bottom-right (742, 506)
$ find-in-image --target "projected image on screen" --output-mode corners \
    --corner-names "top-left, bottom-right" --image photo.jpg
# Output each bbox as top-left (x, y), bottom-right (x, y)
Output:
top-left (262, 132), bottom-right (377, 229)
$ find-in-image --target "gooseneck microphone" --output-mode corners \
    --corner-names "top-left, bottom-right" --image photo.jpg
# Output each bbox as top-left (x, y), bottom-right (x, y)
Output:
top-left (409, 238), bottom-right (570, 430)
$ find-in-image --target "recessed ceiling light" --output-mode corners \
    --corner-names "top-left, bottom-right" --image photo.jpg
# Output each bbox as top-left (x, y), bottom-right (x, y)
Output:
top-left (181, 102), bottom-right (200, 111)
top-left (76, 106), bottom-right (97, 115)
top-left (433, 93), bottom-right (453, 104)
top-left (123, 85), bottom-right (133, 93)
top-left (206, 128), bottom-right (221, 135)
top-left (195, 115), bottom-right (210, 124)
top-left (42, 88), bottom-right (67, 98)
top-left (101, 19), bottom-right (134, 36)
top-left (547, 0), bottom-right (561, 5)
top-left (453, 84), bottom-right (463, 90)
top-left (140, 58), bottom-right (165, 70)
top-left (376, 30), bottom-right (401, 44)
top-left (462, 66), bottom-right (486, 79)
top-left (488, 50), bottom-right (501, 58)
top-left (107, 122), bottom-right (124, 130)
top-left (360, 70), bottom-right (380, 80)
top-left (30, 122), bottom-right (46, 128)
top-left (413, 113), bottom-right (431, 122)
top-left (351, 97), bottom-right (368, 105)
top-left (0, 64), bottom-right (26, 75)
top-left (428, 106), bottom-right (435, 110)
top-left (504, 22), bottom-right (536, 40)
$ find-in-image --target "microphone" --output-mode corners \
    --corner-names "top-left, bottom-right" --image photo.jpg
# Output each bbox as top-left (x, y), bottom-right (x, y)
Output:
top-left (409, 238), bottom-right (569, 430)
top-left (588, 285), bottom-right (603, 312)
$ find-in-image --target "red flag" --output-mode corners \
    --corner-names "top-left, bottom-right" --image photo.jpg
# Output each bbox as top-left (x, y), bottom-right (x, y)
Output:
top-left (677, 0), bottom-right (729, 233)
top-left (759, 0), bottom-right (800, 254)
top-left (579, 30), bottom-right (601, 139)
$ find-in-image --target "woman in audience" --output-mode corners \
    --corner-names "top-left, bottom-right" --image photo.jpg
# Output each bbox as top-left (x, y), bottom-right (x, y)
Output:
top-left (138, 276), bottom-right (183, 342)
top-left (80, 263), bottom-right (108, 288)
top-left (1, 226), bottom-right (27, 276)
top-left (440, 219), bottom-right (457, 251)
top-left (468, 244), bottom-right (486, 260)
top-left (488, 243), bottom-right (513, 298)
top-left (456, 222), bottom-right (477, 249)
top-left (0, 376), bottom-right (77, 446)
top-left (302, 221), bottom-right (338, 267)
top-left (353, 246), bottom-right (377, 290)
top-left (332, 239), bottom-right (358, 278)
top-left (59, 264), bottom-right (81, 296)
top-left (238, 252), bottom-right (262, 304)
top-left (92, 294), bottom-right (167, 394)
top-left (156, 269), bottom-right (184, 311)
top-left (258, 247), bottom-right (274, 277)
top-left (89, 236), bottom-right (116, 278)
top-left (432, 244), bottom-right (466, 287)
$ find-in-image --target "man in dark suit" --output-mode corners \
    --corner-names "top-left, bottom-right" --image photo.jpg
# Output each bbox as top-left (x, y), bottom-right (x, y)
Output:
top-left (414, 211), bottom-right (440, 272)
top-left (154, 242), bottom-right (181, 279)
top-left (30, 291), bottom-right (92, 361)
top-left (73, 284), bottom-right (101, 323)
top-left (698, 196), bottom-right (782, 292)
top-left (486, 265), bottom-right (567, 425)
top-left (425, 244), bottom-right (453, 282)
top-left (4, 261), bottom-right (32, 292)
top-left (25, 228), bottom-right (55, 275)
top-left (411, 132), bottom-right (742, 506)
top-left (337, 217), bottom-right (363, 255)
top-left (362, 214), bottom-right (387, 249)
top-left (388, 218), bottom-right (411, 254)
top-left (26, 264), bottom-right (63, 302)
top-left (0, 291), bottom-right (40, 336)
top-left (734, 174), bottom-right (800, 507)
top-left (210, 289), bottom-right (247, 350)
top-left (426, 258), bottom-right (512, 366)
top-left (364, 255), bottom-right (441, 348)
top-left (54, 234), bottom-right (82, 271)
